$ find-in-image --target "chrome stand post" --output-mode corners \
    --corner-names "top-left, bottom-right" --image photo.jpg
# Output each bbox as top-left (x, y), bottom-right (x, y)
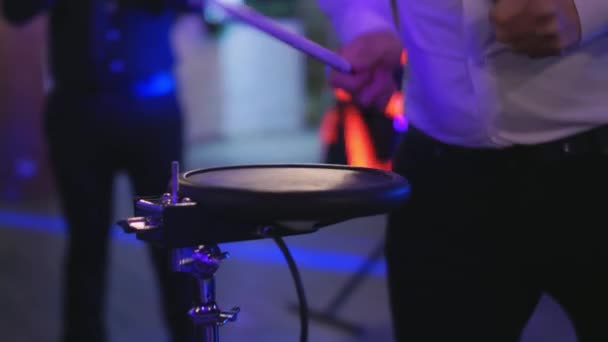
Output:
top-left (172, 245), bottom-right (239, 342)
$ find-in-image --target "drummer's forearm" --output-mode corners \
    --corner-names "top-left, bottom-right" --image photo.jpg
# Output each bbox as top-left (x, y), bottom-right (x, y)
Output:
top-left (1, 0), bottom-right (54, 25)
top-left (317, 0), bottom-right (397, 44)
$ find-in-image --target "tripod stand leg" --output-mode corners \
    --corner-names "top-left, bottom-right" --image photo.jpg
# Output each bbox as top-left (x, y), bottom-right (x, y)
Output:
top-left (324, 241), bottom-right (385, 312)
top-left (290, 240), bottom-right (385, 335)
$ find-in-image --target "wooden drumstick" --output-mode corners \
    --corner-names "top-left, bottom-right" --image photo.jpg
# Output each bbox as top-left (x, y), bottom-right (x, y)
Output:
top-left (208, 0), bottom-right (353, 73)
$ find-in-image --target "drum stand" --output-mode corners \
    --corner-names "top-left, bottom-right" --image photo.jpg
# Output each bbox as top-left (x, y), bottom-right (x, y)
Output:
top-left (119, 161), bottom-right (410, 342)
top-left (172, 244), bottom-right (240, 342)
top-left (167, 163), bottom-right (240, 342)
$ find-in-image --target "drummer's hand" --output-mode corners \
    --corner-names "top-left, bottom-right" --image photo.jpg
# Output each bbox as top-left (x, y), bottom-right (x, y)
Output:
top-left (490, 0), bottom-right (581, 58)
top-left (329, 31), bottom-right (403, 110)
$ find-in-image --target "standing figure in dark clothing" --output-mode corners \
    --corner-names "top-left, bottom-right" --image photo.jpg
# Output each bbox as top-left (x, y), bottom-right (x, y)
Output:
top-left (1, 1), bottom-right (203, 341)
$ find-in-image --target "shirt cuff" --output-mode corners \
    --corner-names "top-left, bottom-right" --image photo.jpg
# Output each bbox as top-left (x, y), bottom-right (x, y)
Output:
top-left (332, 5), bottom-right (398, 44)
top-left (573, 0), bottom-right (608, 43)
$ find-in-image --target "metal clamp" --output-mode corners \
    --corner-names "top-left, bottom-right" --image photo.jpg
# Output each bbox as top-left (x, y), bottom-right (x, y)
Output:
top-left (218, 307), bottom-right (240, 326)
top-left (118, 161), bottom-right (196, 233)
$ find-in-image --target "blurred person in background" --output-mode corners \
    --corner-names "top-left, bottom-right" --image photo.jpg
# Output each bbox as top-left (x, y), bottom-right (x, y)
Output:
top-left (1, 0), bottom-right (208, 341)
top-left (319, 0), bottom-right (608, 341)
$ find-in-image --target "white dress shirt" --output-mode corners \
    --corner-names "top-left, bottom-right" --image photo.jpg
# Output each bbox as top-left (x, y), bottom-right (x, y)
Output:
top-left (318, 0), bottom-right (608, 147)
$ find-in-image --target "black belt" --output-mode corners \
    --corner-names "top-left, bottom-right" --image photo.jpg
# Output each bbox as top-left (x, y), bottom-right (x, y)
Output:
top-left (511, 126), bottom-right (608, 159)
top-left (406, 125), bottom-right (608, 162)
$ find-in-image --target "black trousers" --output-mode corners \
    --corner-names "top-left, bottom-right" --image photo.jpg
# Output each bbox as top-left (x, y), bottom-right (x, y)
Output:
top-left (386, 126), bottom-right (608, 342)
top-left (44, 91), bottom-right (195, 342)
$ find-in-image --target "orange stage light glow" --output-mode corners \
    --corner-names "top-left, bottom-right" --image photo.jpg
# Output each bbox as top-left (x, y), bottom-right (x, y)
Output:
top-left (343, 105), bottom-right (393, 170)
top-left (321, 50), bottom-right (408, 171)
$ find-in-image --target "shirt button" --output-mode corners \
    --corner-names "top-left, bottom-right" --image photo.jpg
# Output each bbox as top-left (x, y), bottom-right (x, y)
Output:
top-left (109, 59), bottom-right (125, 73)
top-left (106, 29), bottom-right (121, 41)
